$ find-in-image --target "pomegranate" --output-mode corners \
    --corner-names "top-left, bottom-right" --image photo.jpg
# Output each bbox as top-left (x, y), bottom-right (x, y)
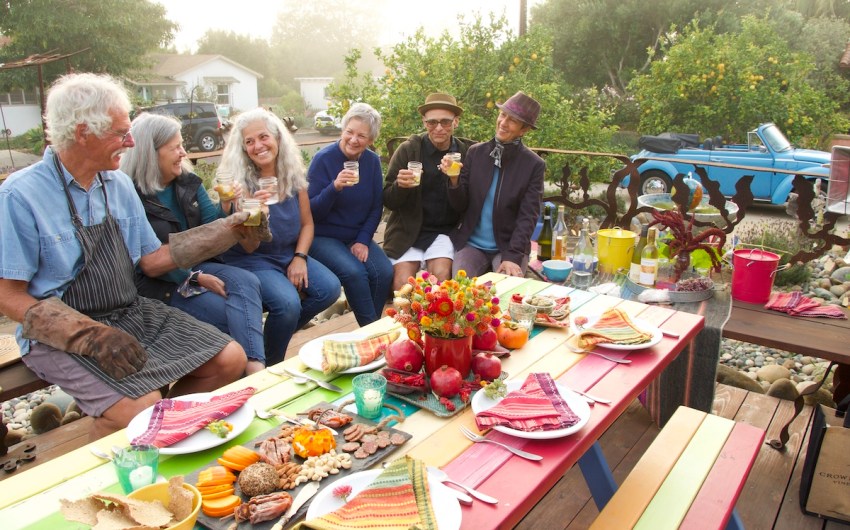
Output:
top-left (472, 327), bottom-right (498, 350)
top-left (385, 339), bottom-right (424, 373)
top-left (429, 365), bottom-right (463, 398)
top-left (471, 352), bottom-right (502, 381)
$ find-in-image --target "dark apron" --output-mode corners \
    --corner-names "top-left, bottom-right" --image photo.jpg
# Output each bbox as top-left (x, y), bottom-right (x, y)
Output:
top-left (54, 154), bottom-right (229, 398)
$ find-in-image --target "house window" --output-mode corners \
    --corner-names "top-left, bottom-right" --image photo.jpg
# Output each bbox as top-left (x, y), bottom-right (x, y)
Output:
top-left (216, 84), bottom-right (230, 105)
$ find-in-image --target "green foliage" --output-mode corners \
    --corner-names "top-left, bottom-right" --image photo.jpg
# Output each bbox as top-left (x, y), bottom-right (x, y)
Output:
top-left (0, 0), bottom-right (175, 91)
top-left (630, 16), bottom-right (849, 147)
top-left (327, 15), bottom-right (619, 187)
top-left (2, 127), bottom-right (44, 155)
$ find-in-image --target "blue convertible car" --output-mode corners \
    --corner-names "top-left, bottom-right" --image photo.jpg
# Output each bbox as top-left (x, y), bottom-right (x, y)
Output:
top-left (625, 123), bottom-right (831, 204)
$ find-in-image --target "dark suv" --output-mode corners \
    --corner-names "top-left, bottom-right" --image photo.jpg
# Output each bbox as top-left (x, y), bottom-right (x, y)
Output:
top-left (138, 101), bottom-right (226, 152)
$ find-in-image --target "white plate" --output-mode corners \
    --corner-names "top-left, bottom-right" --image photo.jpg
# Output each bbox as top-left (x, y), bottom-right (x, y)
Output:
top-left (571, 315), bottom-right (663, 351)
top-left (471, 380), bottom-right (591, 440)
top-left (299, 332), bottom-right (389, 374)
top-left (125, 392), bottom-right (253, 455)
top-left (306, 468), bottom-right (461, 529)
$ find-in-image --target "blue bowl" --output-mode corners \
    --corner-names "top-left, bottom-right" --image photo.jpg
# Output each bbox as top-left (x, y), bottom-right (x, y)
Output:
top-left (542, 259), bottom-right (572, 282)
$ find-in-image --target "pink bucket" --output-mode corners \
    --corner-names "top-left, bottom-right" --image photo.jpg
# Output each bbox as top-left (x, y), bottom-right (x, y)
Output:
top-left (731, 249), bottom-right (781, 304)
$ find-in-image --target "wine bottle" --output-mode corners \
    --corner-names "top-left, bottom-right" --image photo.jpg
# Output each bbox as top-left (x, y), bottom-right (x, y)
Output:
top-left (537, 205), bottom-right (553, 261)
top-left (553, 205), bottom-right (568, 260)
top-left (571, 224), bottom-right (594, 289)
top-left (639, 227), bottom-right (659, 287)
top-left (629, 224), bottom-right (648, 283)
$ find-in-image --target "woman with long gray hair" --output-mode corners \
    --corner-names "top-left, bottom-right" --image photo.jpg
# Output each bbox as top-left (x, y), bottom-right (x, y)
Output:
top-left (121, 112), bottom-right (266, 374)
top-left (220, 108), bottom-right (340, 364)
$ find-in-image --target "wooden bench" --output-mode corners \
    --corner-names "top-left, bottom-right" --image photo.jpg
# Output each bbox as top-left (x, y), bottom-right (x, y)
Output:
top-left (589, 406), bottom-right (764, 530)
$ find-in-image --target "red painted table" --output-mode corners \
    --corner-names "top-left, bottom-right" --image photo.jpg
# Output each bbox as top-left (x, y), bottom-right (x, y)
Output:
top-left (0, 273), bottom-right (703, 530)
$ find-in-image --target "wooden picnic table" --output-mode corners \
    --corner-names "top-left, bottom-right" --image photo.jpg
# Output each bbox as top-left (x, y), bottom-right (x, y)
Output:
top-left (0, 273), bottom-right (703, 530)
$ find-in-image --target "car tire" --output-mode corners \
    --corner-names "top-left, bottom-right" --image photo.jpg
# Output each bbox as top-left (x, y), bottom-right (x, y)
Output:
top-left (639, 170), bottom-right (672, 195)
top-left (196, 131), bottom-right (219, 152)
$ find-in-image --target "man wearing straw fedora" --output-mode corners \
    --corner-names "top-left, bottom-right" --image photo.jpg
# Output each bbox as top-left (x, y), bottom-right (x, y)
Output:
top-left (383, 93), bottom-right (475, 290)
top-left (444, 91), bottom-right (545, 278)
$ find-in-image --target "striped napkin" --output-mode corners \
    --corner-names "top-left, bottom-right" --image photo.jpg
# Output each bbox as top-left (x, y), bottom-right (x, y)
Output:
top-left (321, 330), bottom-right (401, 374)
top-left (765, 292), bottom-right (848, 319)
top-left (300, 456), bottom-right (437, 530)
top-left (577, 308), bottom-right (653, 349)
top-left (130, 387), bottom-right (255, 448)
top-left (475, 373), bottom-right (579, 431)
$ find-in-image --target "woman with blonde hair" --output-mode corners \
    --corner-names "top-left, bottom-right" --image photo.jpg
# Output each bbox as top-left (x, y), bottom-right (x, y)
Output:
top-left (220, 108), bottom-right (340, 364)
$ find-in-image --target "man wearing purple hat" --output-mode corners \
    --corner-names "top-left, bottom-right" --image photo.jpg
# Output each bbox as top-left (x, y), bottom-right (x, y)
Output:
top-left (383, 93), bottom-right (475, 289)
top-left (443, 91), bottom-right (545, 277)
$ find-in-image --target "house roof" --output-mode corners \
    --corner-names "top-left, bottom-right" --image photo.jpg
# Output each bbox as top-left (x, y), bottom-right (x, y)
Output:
top-left (125, 53), bottom-right (263, 85)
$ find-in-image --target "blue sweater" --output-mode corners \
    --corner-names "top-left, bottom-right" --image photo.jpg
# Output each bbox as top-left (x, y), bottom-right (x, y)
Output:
top-left (307, 142), bottom-right (383, 246)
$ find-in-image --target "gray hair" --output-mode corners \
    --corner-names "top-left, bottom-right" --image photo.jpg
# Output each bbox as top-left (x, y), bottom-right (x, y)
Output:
top-left (342, 102), bottom-right (381, 141)
top-left (219, 107), bottom-right (307, 198)
top-left (120, 113), bottom-right (192, 195)
top-left (45, 73), bottom-right (132, 151)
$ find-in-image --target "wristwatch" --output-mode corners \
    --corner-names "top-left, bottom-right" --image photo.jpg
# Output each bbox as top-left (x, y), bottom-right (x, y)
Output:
top-left (188, 270), bottom-right (202, 287)
top-left (294, 252), bottom-right (308, 261)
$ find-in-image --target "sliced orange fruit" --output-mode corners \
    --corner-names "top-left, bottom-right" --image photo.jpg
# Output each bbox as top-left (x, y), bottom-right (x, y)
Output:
top-left (216, 457), bottom-right (247, 472)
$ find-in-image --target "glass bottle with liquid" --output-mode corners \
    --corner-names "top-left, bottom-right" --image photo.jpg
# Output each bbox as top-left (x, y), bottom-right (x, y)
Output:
top-left (629, 224), bottom-right (648, 283)
top-left (639, 227), bottom-right (659, 286)
top-left (571, 222), bottom-right (594, 288)
top-left (537, 205), bottom-right (553, 261)
top-left (553, 205), bottom-right (568, 260)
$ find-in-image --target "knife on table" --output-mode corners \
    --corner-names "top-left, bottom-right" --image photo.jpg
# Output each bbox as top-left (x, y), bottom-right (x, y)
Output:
top-left (283, 367), bottom-right (344, 393)
top-left (270, 481), bottom-right (320, 530)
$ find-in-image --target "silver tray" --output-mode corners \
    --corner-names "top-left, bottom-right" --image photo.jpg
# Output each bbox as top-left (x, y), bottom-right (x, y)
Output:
top-left (619, 275), bottom-right (714, 303)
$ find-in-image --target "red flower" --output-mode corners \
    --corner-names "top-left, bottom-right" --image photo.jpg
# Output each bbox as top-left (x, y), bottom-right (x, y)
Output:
top-left (430, 296), bottom-right (454, 317)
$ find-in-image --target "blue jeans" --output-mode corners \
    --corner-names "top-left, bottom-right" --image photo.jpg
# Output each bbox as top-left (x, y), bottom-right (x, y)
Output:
top-left (309, 237), bottom-right (393, 326)
top-left (169, 261), bottom-right (265, 363)
top-left (252, 257), bottom-right (341, 365)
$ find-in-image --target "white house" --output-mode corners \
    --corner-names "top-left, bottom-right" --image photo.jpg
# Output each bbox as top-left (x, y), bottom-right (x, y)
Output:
top-left (0, 53), bottom-right (262, 136)
top-left (295, 77), bottom-right (334, 112)
top-left (125, 53), bottom-right (262, 112)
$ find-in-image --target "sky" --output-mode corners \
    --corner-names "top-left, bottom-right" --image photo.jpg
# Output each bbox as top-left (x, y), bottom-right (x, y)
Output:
top-left (156, 0), bottom-right (543, 53)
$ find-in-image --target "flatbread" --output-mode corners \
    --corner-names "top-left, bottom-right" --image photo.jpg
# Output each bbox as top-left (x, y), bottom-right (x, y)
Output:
top-left (60, 497), bottom-right (104, 525)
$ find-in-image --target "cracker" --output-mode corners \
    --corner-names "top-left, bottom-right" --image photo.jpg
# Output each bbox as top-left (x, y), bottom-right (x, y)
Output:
top-left (167, 476), bottom-right (193, 521)
top-left (60, 497), bottom-right (104, 525)
top-left (92, 508), bottom-right (140, 530)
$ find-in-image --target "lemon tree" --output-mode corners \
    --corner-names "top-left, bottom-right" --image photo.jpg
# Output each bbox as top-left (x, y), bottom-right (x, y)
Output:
top-left (630, 17), bottom-right (847, 147)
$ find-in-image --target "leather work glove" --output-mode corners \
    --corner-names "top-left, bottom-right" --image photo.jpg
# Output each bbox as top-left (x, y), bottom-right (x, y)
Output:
top-left (22, 297), bottom-right (147, 380)
top-left (168, 210), bottom-right (272, 269)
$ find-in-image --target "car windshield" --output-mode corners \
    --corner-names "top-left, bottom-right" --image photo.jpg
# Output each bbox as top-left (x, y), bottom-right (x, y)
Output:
top-left (760, 124), bottom-right (792, 152)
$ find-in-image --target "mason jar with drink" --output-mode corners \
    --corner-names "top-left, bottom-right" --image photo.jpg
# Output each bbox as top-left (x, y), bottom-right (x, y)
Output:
top-left (258, 176), bottom-right (279, 205)
top-left (214, 171), bottom-right (235, 201)
top-left (445, 153), bottom-right (462, 177)
top-left (343, 161), bottom-right (360, 185)
top-left (407, 161), bottom-right (423, 186)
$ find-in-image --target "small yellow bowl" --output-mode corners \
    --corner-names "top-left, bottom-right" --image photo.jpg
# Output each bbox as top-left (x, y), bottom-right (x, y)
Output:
top-left (128, 482), bottom-right (201, 530)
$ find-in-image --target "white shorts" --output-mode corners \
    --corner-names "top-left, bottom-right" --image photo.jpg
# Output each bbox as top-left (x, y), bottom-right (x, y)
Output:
top-left (390, 234), bottom-right (455, 266)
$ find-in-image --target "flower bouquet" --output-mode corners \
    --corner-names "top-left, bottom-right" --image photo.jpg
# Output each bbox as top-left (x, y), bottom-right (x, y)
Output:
top-left (386, 271), bottom-right (501, 377)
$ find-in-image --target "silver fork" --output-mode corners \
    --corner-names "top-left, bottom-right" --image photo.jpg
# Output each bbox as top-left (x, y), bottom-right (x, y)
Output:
top-left (459, 425), bottom-right (543, 461)
top-left (565, 341), bottom-right (632, 364)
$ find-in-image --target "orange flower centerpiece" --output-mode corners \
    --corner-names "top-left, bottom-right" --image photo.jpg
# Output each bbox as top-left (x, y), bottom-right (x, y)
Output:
top-left (385, 271), bottom-right (501, 378)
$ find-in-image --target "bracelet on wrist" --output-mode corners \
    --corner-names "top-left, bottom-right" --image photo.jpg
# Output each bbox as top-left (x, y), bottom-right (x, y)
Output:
top-left (293, 252), bottom-right (308, 261)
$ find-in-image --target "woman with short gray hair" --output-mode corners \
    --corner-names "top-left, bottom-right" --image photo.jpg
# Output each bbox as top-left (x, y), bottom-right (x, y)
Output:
top-left (308, 102), bottom-right (393, 326)
top-left (122, 112), bottom-right (266, 374)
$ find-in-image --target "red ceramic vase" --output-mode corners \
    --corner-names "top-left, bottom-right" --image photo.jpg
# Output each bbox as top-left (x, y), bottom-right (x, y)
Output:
top-left (423, 333), bottom-right (473, 378)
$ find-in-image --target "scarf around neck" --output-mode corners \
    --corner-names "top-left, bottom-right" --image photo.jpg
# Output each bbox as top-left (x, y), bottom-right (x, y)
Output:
top-left (489, 138), bottom-right (521, 168)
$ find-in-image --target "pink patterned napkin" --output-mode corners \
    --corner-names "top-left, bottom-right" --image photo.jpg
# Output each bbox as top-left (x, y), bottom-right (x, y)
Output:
top-left (475, 373), bottom-right (579, 431)
top-left (765, 292), bottom-right (847, 319)
top-left (131, 387), bottom-right (255, 447)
